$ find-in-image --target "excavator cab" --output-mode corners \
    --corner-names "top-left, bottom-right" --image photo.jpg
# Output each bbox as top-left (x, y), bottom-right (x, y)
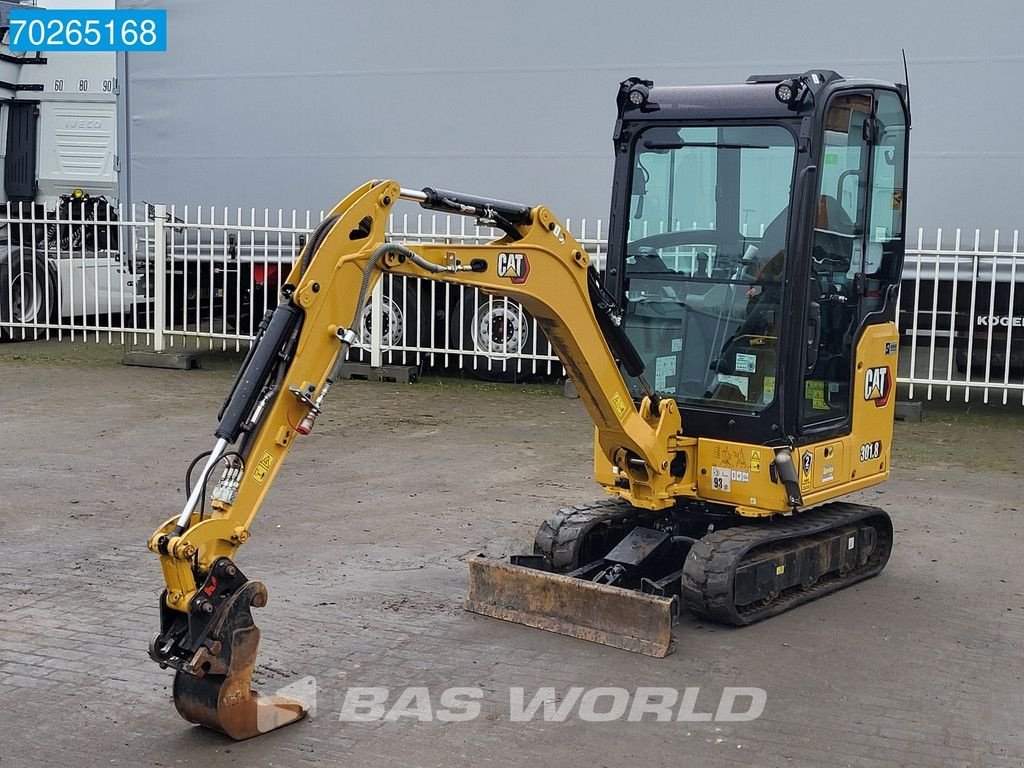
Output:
top-left (469, 72), bottom-right (909, 654)
top-left (148, 70), bottom-right (909, 740)
top-left (609, 73), bottom-right (909, 443)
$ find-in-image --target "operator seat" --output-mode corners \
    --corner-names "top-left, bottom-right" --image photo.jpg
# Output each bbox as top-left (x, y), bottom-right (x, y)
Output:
top-left (752, 206), bottom-right (789, 270)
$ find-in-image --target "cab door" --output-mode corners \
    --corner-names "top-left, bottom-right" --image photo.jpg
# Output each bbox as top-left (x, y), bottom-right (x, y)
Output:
top-left (799, 88), bottom-right (908, 433)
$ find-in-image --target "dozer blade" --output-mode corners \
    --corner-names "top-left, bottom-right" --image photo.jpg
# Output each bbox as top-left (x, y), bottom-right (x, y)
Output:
top-left (172, 581), bottom-right (309, 740)
top-left (464, 555), bottom-right (678, 658)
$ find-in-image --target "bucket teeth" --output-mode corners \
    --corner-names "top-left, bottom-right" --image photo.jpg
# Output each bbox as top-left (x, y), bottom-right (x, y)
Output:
top-left (171, 581), bottom-right (309, 740)
top-left (464, 555), bottom-right (678, 658)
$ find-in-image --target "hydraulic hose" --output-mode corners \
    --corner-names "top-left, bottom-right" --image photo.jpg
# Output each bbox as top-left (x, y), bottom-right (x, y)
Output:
top-left (292, 241), bottom-right (463, 437)
top-left (301, 213), bottom-right (340, 277)
top-left (352, 243), bottom-right (443, 328)
top-left (327, 242), bottom-right (443, 383)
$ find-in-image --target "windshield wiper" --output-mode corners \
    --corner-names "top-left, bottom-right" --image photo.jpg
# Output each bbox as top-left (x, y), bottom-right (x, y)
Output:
top-left (642, 140), bottom-right (770, 150)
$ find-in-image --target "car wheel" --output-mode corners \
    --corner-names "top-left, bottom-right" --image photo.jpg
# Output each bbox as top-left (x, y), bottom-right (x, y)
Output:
top-left (0, 249), bottom-right (56, 341)
top-left (4, 221), bottom-right (47, 248)
top-left (228, 268), bottom-right (280, 337)
top-left (167, 269), bottom-right (212, 330)
top-left (954, 348), bottom-right (968, 374)
top-left (448, 293), bottom-right (536, 382)
top-left (358, 276), bottom-right (432, 366)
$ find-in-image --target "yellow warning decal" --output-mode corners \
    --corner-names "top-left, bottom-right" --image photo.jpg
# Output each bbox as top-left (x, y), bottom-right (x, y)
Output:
top-left (252, 452), bottom-right (274, 484)
top-left (775, 564), bottom-right (785, 576)
top-left (805, 379), bottom-right (828, 410)
top-left (750, 449), bottom-right (762, 473)
top-left (610, 392), bottom-right (628, 419)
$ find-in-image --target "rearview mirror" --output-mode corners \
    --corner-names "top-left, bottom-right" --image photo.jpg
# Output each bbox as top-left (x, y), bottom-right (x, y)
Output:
top-left (631, 165), bottom-right (647, 196)
top-left (632, 165), bottom-right (648, 219)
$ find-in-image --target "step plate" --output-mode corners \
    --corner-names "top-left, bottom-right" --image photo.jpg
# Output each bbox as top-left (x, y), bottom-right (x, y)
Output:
top-left (464, 556), bottom-right (678, 658)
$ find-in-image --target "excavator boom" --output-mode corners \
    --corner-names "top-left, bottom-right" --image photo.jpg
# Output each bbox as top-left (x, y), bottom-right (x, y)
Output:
top-left (147, 180), bottom-right (693, 736)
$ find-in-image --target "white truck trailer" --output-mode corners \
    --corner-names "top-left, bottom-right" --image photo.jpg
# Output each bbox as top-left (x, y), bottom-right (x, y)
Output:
top-left (0, 0), bottom-right (137, 339)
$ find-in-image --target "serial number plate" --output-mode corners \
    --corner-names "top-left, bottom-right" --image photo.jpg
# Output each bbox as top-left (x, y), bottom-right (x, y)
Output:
top-left (8, 9), bottom-right (167, 52)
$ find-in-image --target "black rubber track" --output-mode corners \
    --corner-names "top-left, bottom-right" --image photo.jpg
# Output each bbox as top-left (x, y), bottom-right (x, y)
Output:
top-left (680, 501), bottom-right (893, 626)
top-left (533, 498), bottom-right (643, 571)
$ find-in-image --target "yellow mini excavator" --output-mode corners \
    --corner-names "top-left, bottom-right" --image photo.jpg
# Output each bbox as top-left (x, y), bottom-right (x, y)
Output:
top-left (148, 70), bottom-right (910, 738)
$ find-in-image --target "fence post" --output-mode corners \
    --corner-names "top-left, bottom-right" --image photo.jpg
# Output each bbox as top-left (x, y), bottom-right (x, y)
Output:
top-left (370, 276), bottom-right (383, 368)
top-left (152, 203), bottom-right (167, 353)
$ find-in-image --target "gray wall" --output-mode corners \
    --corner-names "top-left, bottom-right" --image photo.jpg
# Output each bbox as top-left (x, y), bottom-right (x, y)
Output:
top-left (120, 0), bottom-right (1023, 237)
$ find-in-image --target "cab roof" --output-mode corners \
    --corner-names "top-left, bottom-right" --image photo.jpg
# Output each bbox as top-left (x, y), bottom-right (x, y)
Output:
top-left (618, 71), bottom-right (906, 124)
top-left (640, 82), bottom-right (804, 120)
top-left (619, 71), bottom-right (853, 122)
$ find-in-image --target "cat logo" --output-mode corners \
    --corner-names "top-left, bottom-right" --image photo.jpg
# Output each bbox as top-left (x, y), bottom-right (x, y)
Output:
top-left (497, 251), bottom-right (530, 284)
top-left (864, 366), bottom-right (892, 407)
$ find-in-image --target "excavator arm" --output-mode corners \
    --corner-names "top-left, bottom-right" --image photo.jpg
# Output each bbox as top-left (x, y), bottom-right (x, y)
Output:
top-left (147, 180), bottom-right (695, 738)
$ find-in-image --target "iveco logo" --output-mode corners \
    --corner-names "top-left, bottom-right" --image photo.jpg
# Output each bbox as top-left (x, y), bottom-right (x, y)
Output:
top-left (64, 118), bottom-right (104, 129)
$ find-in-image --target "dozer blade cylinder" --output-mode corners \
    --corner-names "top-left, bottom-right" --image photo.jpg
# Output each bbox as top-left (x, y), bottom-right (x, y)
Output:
top-left (464, 556), bottom-right (678, 658)
top-left (171, 581), bottom-right (309, 740)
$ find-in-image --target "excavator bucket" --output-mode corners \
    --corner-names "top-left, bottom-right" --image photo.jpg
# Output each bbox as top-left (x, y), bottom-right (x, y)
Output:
top-left (464, 556), bottom-right (678, 658)
top-left (171, 581), bottom-right (309, 740)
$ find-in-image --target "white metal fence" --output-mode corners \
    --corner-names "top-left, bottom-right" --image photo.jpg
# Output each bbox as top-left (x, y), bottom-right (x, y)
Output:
top-left (0, 202), bottom-right (1021, 403)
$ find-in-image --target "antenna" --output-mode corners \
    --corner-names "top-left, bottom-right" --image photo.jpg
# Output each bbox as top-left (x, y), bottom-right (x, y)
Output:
top-left (901, 48), bottom-right (912, 126)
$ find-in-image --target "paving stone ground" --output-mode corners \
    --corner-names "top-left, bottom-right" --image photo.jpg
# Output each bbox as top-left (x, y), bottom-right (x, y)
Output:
top-left (1, 343), bottom-right (1023, 767)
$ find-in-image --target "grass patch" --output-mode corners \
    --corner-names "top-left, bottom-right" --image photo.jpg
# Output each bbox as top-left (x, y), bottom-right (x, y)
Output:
top-left (894, 403), bottom-right (1024, 474)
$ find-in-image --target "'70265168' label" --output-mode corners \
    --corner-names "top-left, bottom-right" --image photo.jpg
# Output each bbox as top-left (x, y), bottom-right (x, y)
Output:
top-left (8, 8), bottom-right (167, 52)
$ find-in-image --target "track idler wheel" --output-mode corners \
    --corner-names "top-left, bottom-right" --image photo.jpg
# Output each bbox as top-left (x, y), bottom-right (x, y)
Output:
top-left (171, 581), bottom-right (308, 740)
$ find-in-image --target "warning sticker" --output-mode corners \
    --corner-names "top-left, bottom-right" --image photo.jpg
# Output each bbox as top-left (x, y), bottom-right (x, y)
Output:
top-left (763, 376), bottom-right (775, 403)
top-left (750, 449), bottom-right (762, 473)
top-left (735, 353), bottom-right (756, 373)
top-left (252, 452), bottom-right (274, 484)
top-left (611, 392), bottom-right (628, 419)
top-left (654, 355), bottom-right (677, 392)
top-left (671, 338), bottom-right (683, 353)
top-left (710, 466), bottom-right (731, 492)
top-left (822, 463), bottom-right (835, 482)
top-left (712, 444), bottom-right (749, 469)
top-left (718, 374), bottom-right (749, 398)
top-left (730, 469), bottom-right (750, 483)
top-left (805, 379), bottom-right (828, 410)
